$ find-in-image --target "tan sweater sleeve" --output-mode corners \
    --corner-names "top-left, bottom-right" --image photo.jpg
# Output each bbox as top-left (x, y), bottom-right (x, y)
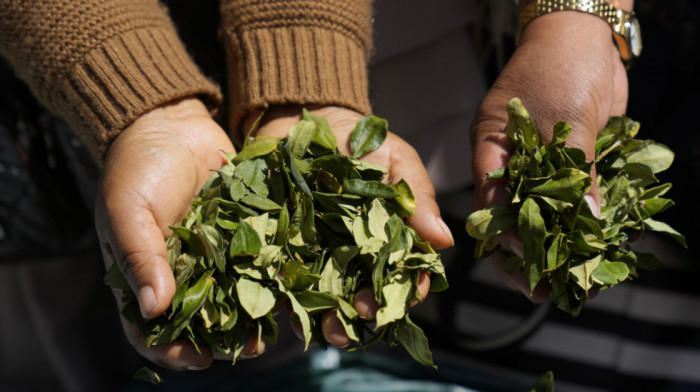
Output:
top-left (0, 0), bottom-right (222, 162)
top-left (220, 0), bottom-right (373, 139)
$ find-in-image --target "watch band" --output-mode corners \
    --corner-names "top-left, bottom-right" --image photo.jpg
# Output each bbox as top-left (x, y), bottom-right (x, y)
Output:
top-left (516, 0), bottom-right (641, 66)
top-left (517, 0), bottom-right (625, 44)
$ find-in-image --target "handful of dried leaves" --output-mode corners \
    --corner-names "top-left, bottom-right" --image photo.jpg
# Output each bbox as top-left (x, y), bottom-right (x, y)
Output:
top-left (466, 98), bottom-right (686, 316)
top-left (105, 110), bottom-right (447, 367)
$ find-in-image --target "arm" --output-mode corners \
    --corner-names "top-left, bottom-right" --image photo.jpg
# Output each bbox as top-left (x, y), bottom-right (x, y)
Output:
top-left (1, 0), bottom-right (240, 369)
top-left (221, 0), bottom-right (453, 346)
top-left (471, 0), bottom-right (632, 299)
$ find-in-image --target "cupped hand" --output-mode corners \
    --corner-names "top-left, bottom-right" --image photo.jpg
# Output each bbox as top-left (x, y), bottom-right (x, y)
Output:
top-left (244, 105), bottom-right (453, 347)
top-left (470, 12), bottom-right (629, 300)
top-left (95, 98), bottom-right (262, 370)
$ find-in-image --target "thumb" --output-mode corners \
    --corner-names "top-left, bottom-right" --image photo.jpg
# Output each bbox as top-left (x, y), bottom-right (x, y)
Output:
top-left (584, 165), bottom-right (602, 218)
top-left (96, 186), bottom-right (176, 319)
top-left (385, 135), bottom-right (454, 250)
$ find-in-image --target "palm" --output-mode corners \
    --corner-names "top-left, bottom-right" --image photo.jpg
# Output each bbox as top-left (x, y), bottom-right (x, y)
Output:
top-left (470, 13), bottom-right (629, 300)
top-left (95, 99), bottom-right (239, 369)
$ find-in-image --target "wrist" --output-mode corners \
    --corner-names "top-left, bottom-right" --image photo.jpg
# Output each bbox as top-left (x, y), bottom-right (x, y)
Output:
top-left (241, 105), bottom-right (363, 141)
top-left (134, 97), bottom-right (211, 125)
top-left (518, 11), bottom-right (615, 53)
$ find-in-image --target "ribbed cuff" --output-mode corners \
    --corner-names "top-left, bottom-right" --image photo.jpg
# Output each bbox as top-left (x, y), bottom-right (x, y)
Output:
top-left (222, 1), bottom-right (372, 141)
top-left (57, 28), bottom-right (222, 162)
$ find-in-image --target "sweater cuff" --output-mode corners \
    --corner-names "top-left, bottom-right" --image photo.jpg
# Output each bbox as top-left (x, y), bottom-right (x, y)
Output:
top-left (222, 2), bottom-right (372, 141)
top-left (58, 28), bottom-right (222, 162)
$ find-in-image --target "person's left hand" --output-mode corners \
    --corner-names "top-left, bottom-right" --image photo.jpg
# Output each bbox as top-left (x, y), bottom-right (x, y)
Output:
top-left (243, 105), bottom-right (453, 347)
top-left (470, 11), bottom-right (629, 301)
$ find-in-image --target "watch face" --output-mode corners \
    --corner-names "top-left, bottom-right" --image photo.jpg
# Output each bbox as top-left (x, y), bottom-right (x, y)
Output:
top-left (628, 17), bottom-right (642, 58)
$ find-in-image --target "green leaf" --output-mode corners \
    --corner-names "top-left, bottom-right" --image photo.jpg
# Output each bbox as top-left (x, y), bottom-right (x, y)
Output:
top-left (394, 316), bottom-right (435, 368)
top-left (545, 229), bottom-right (566, 272)
top-left (343, 178), bottom-right (399, 198)
top-left (528, 168), bottom-right (591, 201)
top-left (350, 115), bottom-right (388, 158)
top-left (236, 278), bottom-right (276, 319)
top-left (534, 195), bottom-right (573, 213)
top-left (303, 108), bottom-right (338, 152)
top-left (233, 136), bottom-right (279, 164)
top-left (643, 218), bottom-right (687, 248)
top-left (236, 159), bottom-right (269, 197)
top-left (174, 272), bottom-right (214, 326)
top-left (103, 263), bottom-right (131, 291)
top-left (526, 371), bottom-right (554, 392)
top-left (240, 193), bottom-right (282, 212)
top-left (634, 197), bottom-right (674, 219)
top-left (276, 280), bottom-right (312, 349)
top-left (285, 149), bottom-right (313, 197)
top-left (197, 225), bottom-right (226, 272)
top-left (295, 290), bottom-right (338, 313)
top-left (336, 310), bottom-right (360, 342)
top-left (376, 272), bottom-right (412, 327)
top-left (229, 221), bottom-right (262, 257)
top-left (569, 255), bottom-right (601, 292)
top-left (465, 205), bottom-right (518, 240)
top-left (626, 142), bottom-right (674, 174)
top-left (505, 98), bottom-right (540, 150)
top-left (518, 198), bottom-right (547, 292)
top-left (367, 199), bottom-right (390, 242)
top-left (392, 179), bottom-right (416, 216)
top-left (640, 183), bottom-right (672, 199)
top-left (551, 121), bottom-right (572, 146)
top-left (319, 256), bottom-right (343, 296)
top-left (133, 367), bottom-right (163, 384)
top-left (275, 202), bottom-right (290, 246)
top-left (591, 259), bottom-right (629, 286)
top-left (623, 163), bottom-right (658, 186)
top-left (486, 167), bottom-right (506, 179)
top-left (337, 296), bottom-right (359, 320)
top-left (287, 120), bottom-right (317, 159)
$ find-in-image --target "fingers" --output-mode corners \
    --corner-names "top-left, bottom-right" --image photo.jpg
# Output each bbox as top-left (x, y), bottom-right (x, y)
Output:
top-left (410, 272), bottom-right (431, 306)
top-left (321, 310), bottom-right (351, 348)
top-left (121, 312), bottom-right (265, 368)
top-left (116, 294), bottom-right (214, 371)
top-left (97, 191), bottom-right (176, 318)
top-left (381, 134), bottom-right (454, 250)
top-left (320, 271), bottom-right (432, 348)
top-left (470, 104), bottom-right (513, 211)
top-left (353, 288), bottom-right (378, 320)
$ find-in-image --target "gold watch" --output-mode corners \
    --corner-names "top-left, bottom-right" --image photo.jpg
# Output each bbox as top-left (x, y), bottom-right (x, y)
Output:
top-left (518, 0), bottom-right (642, 65)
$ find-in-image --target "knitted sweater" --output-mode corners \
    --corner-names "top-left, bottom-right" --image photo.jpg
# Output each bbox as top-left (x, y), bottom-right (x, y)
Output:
top-left (0, 0), bottom-right (372, 161)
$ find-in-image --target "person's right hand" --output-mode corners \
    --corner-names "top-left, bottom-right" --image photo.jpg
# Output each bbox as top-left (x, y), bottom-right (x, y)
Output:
top-left (243, 105), bottom-right (453, 348)
top-left (470, 10), bottom-right (629, 301)
top-left (95, 98), bottom-right (263, 370)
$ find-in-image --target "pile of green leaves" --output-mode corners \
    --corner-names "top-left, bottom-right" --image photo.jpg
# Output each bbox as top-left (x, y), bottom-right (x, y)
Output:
top-left (105, 110), bottom-right (447, 367)
top-left (466, 98), bottom-right (686, 316)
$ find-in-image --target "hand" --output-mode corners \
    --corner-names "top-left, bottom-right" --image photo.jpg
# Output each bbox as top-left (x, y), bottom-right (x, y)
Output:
top-left (244, 105), bottom-right (453, 347)
top-left (470, 12), bottom-right (628, 300)
top-left (95, 98), bottom-right (262, 370)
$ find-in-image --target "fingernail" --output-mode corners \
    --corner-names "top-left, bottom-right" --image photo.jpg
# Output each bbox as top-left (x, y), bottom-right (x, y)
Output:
top-left (437, 217), bottom-right (454, 244)
top-left (186, 365), bottom-right (208, 371)
top-left (584, 195), bottom-right (600, 218)
top-left (137, 285), bottom-right (157, 318)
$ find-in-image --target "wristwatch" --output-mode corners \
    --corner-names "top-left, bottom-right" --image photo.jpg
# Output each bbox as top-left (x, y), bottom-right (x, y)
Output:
top-left (518, 0), bottom-right (642, 66)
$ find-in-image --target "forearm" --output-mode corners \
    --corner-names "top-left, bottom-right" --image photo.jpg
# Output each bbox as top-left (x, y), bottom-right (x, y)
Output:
top-left (220, 0), bottom-right (373, 142)
top-left (0, 0), bottom-right (221, 162)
